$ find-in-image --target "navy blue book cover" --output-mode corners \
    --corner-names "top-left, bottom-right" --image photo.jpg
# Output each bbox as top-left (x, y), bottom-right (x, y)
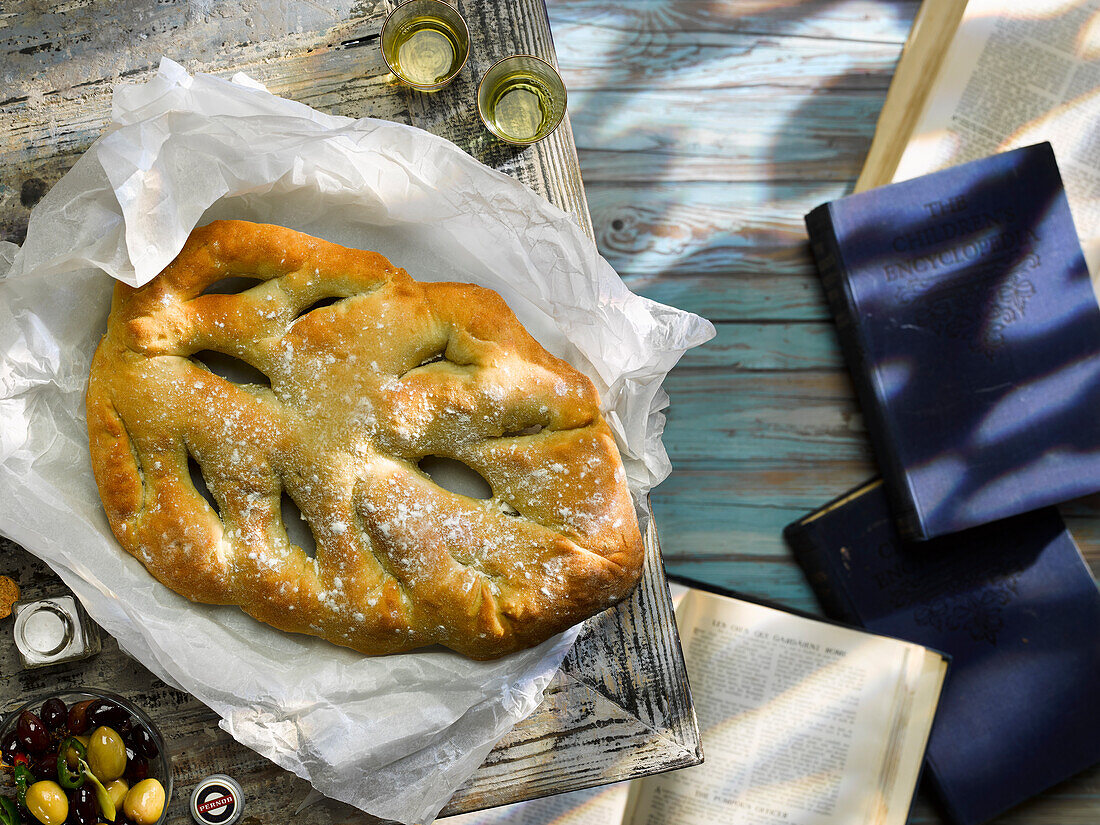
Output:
top-left (805, 143), bottom-right (1100, 540)
top-left (785, 480), bottom-right (1100, 825)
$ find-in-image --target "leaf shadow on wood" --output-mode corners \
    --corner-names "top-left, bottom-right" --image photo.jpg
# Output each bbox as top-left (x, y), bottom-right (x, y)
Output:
top-left (544, 0), bottom-right (914, 597)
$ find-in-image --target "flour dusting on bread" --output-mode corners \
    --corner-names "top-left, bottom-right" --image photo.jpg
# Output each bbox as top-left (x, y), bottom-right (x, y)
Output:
top-left (86, 220), bottom-right (644, 659)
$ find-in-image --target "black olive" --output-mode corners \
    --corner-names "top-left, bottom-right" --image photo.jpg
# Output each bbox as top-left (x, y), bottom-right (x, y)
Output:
top-left (87, 700), bottom-right (128, 731)
top-left (125, 755), bottom-right (148, 782)
top-left (67, 785), bottom-right (98, 825)
top-left (0, 730), bottom-right (18, 763)
top-left (40, 697), bottom-right (68, 731)
top-left (30, 751), bottom-right (57, 780)
top-left (127, 726), bottom-right (159, 760)
top-left (16, 711), bottom-right (50, 753)
top-left (66, 699), bottom-right (95, 735)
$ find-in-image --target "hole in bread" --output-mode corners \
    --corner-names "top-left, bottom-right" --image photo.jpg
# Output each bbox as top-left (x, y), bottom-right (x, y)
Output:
top-left (187, 453), bottom-right (221, 516)
top-left (294, 295), bottom-right (344, 321)
top-left (200, 276), bottom-right (264, 296)
top-left (418, 456), bottom-right (493, 500)
top-left (281, 492), bottom-right (318, 559)
top-left (192, 350), bottom-right (272, 388)
top-left (503, 424), bottom-right (543, 437)
top-left (400, 346), bottom-right (475, 378)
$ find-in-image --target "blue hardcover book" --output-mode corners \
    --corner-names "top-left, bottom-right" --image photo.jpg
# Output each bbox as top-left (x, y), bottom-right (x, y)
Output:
top-left (784, 479), bottom-right (1100, 825)
top-left (805, 142), bottom-right (1100, 541)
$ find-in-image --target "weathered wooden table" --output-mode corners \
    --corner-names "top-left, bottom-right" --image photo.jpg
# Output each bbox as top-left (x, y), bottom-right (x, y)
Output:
top-left (0, 0), bottom-right (701, 822)
top-left (545, 1), bottom-right (1100, 823)
top-left (5, 0), bottom-right (1100, 823)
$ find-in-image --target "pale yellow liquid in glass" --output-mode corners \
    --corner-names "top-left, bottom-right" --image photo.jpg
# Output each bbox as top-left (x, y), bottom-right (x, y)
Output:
top-left (487, 75), bottom-right (553, 142)
top-left (393, 19), bottom-right (461, 86)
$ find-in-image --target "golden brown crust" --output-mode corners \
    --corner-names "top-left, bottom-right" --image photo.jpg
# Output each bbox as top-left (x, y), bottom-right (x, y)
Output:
top-left (86, 220), bottom-right (643, 659)
top-left (0, 576), bottom-right (20, 619)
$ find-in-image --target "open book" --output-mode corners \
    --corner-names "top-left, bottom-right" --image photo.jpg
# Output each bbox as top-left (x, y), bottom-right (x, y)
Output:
top-left (858, 0), bottom-right (1100, 279)
top-left (443, 583), bottom-right (948, 825)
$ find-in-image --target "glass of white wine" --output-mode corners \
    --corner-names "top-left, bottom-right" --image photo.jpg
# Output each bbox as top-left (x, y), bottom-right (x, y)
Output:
top-left (477, 55), bottom-right (567, 145)
top-left (380, 0), bottom-right (470, 92)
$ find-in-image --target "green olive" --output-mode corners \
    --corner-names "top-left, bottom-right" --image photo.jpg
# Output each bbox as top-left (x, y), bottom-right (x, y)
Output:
top-left (123, 778), bottom-right (166, 825)
top-left (106, 778), bottom-right (130, 810)
top-left (87, 725), bottom-right (127, 782)
top-left (25, 780), bottom-right (68, 825)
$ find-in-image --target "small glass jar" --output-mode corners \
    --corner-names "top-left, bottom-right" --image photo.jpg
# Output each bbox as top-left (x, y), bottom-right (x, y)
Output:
top-left (11, 594), bottom-right (101, 669)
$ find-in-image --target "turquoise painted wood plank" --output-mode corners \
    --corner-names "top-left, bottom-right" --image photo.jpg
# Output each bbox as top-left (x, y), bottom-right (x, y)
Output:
top-left (548, 0), bottom-right (920, 44)
top-left (583, 184), bottom-right (838, 325)
top-left (625, 272), bottom-right (831, 322)
top-left (678, 321), bottom-right (843, 370)
top-left (662, 557), bottom-right (822, 613)
top-left (653, 463), bottom-right (879, 510)
top-left (569, 88), bottom-right (887, 182)
top-left (552, 26), bottom-right (908, 91)
top-left (651, 472), bottom-right (1100, 607)
top-left (652, 499), bottom-right (808, 559)
top-left (659, 370), bottom-right (870, 464)
top-left (549, 1), bottom-right (1100, 820)
top-left (586, 181), bottom-right (839, 286)
top-left (649, 466), bottom-right (1100, 571)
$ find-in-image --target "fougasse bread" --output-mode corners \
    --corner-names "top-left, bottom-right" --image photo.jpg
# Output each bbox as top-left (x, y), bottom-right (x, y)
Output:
top-left (86, 220), bottom-right (644, 659)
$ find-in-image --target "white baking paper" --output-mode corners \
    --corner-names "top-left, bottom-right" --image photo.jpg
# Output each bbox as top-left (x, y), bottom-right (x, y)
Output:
top-left (0, 58), bottom-right (714, 824)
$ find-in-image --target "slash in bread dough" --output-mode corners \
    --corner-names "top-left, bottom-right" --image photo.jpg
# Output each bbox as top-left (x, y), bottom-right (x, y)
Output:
top-left (86, 220), bottom-right (644, 659)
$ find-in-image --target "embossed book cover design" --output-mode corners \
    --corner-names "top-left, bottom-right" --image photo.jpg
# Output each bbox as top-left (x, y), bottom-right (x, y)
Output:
top-left (805, 142), bottom-right (1100, 541)
top-left (785, 480), bottom-right (1100, 825)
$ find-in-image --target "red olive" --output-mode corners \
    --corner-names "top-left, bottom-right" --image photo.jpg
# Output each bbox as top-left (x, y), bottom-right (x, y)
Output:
top-left (66, 700), bottom-right (94, 735)
top-left (16, 710), bottom-right (50, 753)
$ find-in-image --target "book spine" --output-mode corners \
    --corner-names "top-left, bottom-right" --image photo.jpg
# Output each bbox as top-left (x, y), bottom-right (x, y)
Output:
top-left (782, 522), bottom-right (862, 626)
top-left (803, 206), bottom-right (926, 541)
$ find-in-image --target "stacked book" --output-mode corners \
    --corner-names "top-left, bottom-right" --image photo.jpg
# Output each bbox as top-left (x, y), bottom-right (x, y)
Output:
top-left (796, 85), bottom-right (1100, 825)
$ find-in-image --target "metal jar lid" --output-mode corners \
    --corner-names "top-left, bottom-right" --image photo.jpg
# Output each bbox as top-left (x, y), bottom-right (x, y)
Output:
top-left (190, 774), bottom-right (244, 825)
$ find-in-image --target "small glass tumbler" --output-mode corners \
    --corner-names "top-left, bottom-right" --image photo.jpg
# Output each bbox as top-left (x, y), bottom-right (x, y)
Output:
top-left (381, 0), bottom-right (470, 92)
top-left (477, 55), bottom-right (567, 145)
top-left (12, 595), bottom-right (101, 669)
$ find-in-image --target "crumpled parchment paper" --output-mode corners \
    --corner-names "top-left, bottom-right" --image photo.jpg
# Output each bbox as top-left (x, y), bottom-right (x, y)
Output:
top-left (0, 58), bottom-right (714, 824)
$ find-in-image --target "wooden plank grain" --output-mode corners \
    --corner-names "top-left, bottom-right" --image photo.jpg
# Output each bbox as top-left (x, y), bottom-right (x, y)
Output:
top-left (8, 0), bottom-right (1100, 821)
top-left (548, 0), bottom-right (921, 44)
top-left (398, 0), bottom-right (594, 234)
top-left (587, 181), bottom-right (842, 276)
top-left (570, 88), bottom-right (889, 183)
top-left (0, 0), bottom-right (398, 244)
top-left (446, 523), bottom-right (700, 814)
top-left (554, 26), bottom-right (911, 92)
top-left (659, 369), bottom-right (870, 465)
top-left (2, 2), bottom-right (703, 823)
top-left (677, 322), bottom-right (843, 371)
top-left (543, 0), bottom-right (1100, 822)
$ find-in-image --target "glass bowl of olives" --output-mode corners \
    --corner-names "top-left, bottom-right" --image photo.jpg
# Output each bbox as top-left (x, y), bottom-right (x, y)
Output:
top-left (0, 690), bottom-right (171, 825)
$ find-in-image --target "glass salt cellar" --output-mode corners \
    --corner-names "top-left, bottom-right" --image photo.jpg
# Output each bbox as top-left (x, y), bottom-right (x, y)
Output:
top-left (11, 594), bottom-right (101, 669)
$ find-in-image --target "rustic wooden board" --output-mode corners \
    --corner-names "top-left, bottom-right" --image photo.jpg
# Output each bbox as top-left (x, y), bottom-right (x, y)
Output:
top-left (0, 0), bottom-right (701, 822)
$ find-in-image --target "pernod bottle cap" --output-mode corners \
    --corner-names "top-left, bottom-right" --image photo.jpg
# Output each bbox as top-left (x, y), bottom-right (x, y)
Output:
top-left (190, 774), bottom-right (245, 825)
